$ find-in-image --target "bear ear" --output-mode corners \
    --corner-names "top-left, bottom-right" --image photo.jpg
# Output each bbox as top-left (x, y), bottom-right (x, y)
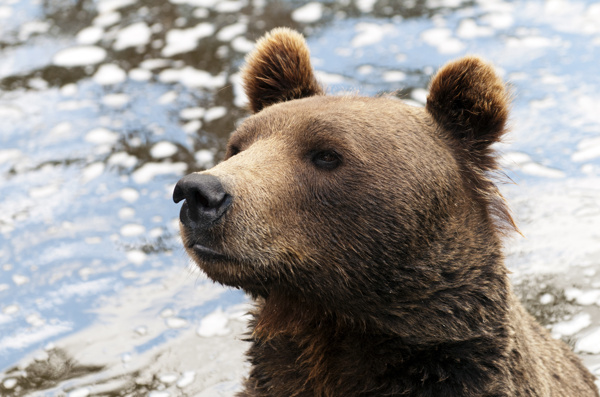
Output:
top-left (426, 56), bottom-right (510, 168)
top-left (241, 27), bottom-right (324, 113)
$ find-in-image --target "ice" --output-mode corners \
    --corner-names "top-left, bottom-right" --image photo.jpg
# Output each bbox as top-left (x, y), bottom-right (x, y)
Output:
top-left (217, 22), bottom-right (247, 41)
top-left (94, 64), bottom-right (127, 85)
top-left (151, 141), bottom-right (178, 158)
top-left (553, 313), bottom-right (591, 336)
top-left (291, 3), bottom-right (323, 23)
top-left (162, 23), bottom-right (215, 57)
top-left (76, 26), bottom-right (104, 44)
top-left (114, 22), bottom-right (151, 51)
top-left (53, 46), bottom-right (107, 67)
top-left (132, 162), bottom-right (188, 183)
top-left (197, 308), bottom-right (230, 337)
top-left (120, 224), bottom-right (146, 237)
top-left (576, 327), bottom-right (600, 354)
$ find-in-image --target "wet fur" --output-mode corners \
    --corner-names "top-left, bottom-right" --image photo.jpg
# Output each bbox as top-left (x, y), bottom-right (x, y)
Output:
top-left (179, 28), bottom-right (599, 396)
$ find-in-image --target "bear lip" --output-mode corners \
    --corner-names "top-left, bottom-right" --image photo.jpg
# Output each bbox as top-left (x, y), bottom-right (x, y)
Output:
top-left (192, 243), bottom-right (229, 261)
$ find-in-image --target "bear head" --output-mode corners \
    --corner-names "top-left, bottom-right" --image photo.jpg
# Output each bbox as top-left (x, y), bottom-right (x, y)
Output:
top-left (174, 28), bottom-right (515, 342)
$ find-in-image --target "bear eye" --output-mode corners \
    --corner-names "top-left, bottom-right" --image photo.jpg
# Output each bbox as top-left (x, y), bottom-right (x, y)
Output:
top-left (227, 145), bottom-right (241, 158)
top-left (312, 150), bottom-right (342, 170)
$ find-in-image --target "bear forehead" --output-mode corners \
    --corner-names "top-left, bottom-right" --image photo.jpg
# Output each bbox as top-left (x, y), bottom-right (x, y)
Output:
top-left (232, 95), bottom-right (436, 150)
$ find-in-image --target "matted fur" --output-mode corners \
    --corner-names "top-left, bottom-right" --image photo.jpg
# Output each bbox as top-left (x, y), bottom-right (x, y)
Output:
top-left (241, 28), bottom-right (323, 113)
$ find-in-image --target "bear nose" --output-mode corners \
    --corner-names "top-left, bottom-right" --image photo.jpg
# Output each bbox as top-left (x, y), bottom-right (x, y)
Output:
top-left (173, 174), bottom-right (232, 227)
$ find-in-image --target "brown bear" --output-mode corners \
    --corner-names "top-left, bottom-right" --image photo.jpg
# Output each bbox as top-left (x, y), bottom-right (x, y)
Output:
top-left (173, 28), bottom-right (599, 397)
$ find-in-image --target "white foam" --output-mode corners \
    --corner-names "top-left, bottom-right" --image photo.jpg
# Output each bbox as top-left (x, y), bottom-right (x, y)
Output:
top-left (355, 0), bottom-right (377, 13)
top-left (217, 22), bottom-right (247, 41)
top-left (352, 22), bottom-right (394, 47)
top-left (177, 371), bottom-right (196, 388)
top-left (97, 0), bottom-right (136, 14)
top-left (102, 93), bottom-right (130, 107)
top-left (132, 162), bottom-right (187, 183)
top-left (204, 106), bottom-right (227, 122)
top-left (576, 327), bottom-right (600, 354)
top-left (456, 19), bottom-right (494, 38)
top-left (114, 22), bottom-right (151, 51)
top-left (180, 107), bottom-right (205, 120)
top-left (0, 149), bottom-right (22, 164)
top-left (76, 26), bottom-right (104, 44)
top-left (53, 46), bottom-right (107, 67)
top-left (553, 313), bottom-right (591, 336)
top-left (291, 2), bottom-right (323, 23)
top-left (420, 28), bottom-right (466, 54)
top-left (129, 68), bottom-right (152, 81)
top-left (183, 120), bottom-right (201, 133)
top-left (93, 64), bottom-right (127, 85)
top-left (93, 11), bottom-right (121, 27)
top-left (572, 137), bottom-right (600, 162)
top-left (162, 23), bottom-right (215, 57)
top-left (120, 224), bottom-right (146, 237)
top-left (520, 162), bottom-right (565, 178)
top-left (151, 141), bottom-right (178, 158)
top-left (166, 317), bottom-right (188, 328)
top-left (197, 308), bottom-right (230, 337)
top-left (382, 70), bottom-right (406, 82)
top-left (231, 36), bottom-right (254, 53)
top-left (126, 250), bottom-right (147, 265)
top-left (119, 187), bottom-right (140, 202)
top-left (82, 162), bottom-right (105, 183)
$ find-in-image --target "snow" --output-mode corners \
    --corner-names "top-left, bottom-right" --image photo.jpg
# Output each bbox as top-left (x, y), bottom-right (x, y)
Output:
top-left (204, 106), bottom-right (227, 122)
top-left (217, 22), bottom-right (247, 41)
top-left (132, 162), bottom-right (188, 183)
top-left (553, 313), bottom-right (591, 336)
top-left (197, 309), bottom-right (230, 337)
top-left (76, 26), bottom-right (104, 44)
top-left (151, 141), bottom-right (178, 158)
top-left (120, 224), bottom-right (146, 236)
top-left (576, 327), bottom-right (600, 354)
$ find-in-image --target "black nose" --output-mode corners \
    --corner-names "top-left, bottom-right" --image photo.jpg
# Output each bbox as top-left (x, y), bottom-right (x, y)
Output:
top-left (173, 173), bottom-right (232, 227)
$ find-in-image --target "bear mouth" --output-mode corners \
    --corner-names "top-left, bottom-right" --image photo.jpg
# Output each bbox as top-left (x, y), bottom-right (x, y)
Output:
top-left (191, 243), bottom-right (229, 262)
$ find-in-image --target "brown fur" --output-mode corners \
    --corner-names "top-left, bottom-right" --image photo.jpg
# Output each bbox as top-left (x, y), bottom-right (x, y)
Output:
top-left (175, 28), bottom-right (599, 396)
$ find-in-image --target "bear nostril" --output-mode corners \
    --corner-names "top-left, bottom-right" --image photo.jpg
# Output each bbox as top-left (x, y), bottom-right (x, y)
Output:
top-left (173, 173), bottom-right (231, 226)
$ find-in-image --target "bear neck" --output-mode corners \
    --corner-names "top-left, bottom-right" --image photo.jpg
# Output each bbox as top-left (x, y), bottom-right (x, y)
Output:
top-left (253, 201), bottom-right (512, 348)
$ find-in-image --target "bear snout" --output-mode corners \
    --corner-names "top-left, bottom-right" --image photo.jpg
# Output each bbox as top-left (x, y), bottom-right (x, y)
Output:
top-left (173, 173), bottom-right (232, 229)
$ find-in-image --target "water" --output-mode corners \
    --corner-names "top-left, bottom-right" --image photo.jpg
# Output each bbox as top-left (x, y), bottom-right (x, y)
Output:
top-left (0, 0), bottom-right (599, 395)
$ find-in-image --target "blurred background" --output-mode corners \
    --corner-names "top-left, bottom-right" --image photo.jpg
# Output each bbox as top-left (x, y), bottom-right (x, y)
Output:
top-left (0, 0), bottom-right (599, 395)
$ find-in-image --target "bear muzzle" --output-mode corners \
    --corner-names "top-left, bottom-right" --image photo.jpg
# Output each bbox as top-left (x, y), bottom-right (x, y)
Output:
top-left (173, 173), bottom-right (232, 231)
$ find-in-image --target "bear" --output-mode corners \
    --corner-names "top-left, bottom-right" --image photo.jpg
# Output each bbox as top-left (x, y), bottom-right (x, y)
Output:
top-left (173, 28), bottom-right (599, 397)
